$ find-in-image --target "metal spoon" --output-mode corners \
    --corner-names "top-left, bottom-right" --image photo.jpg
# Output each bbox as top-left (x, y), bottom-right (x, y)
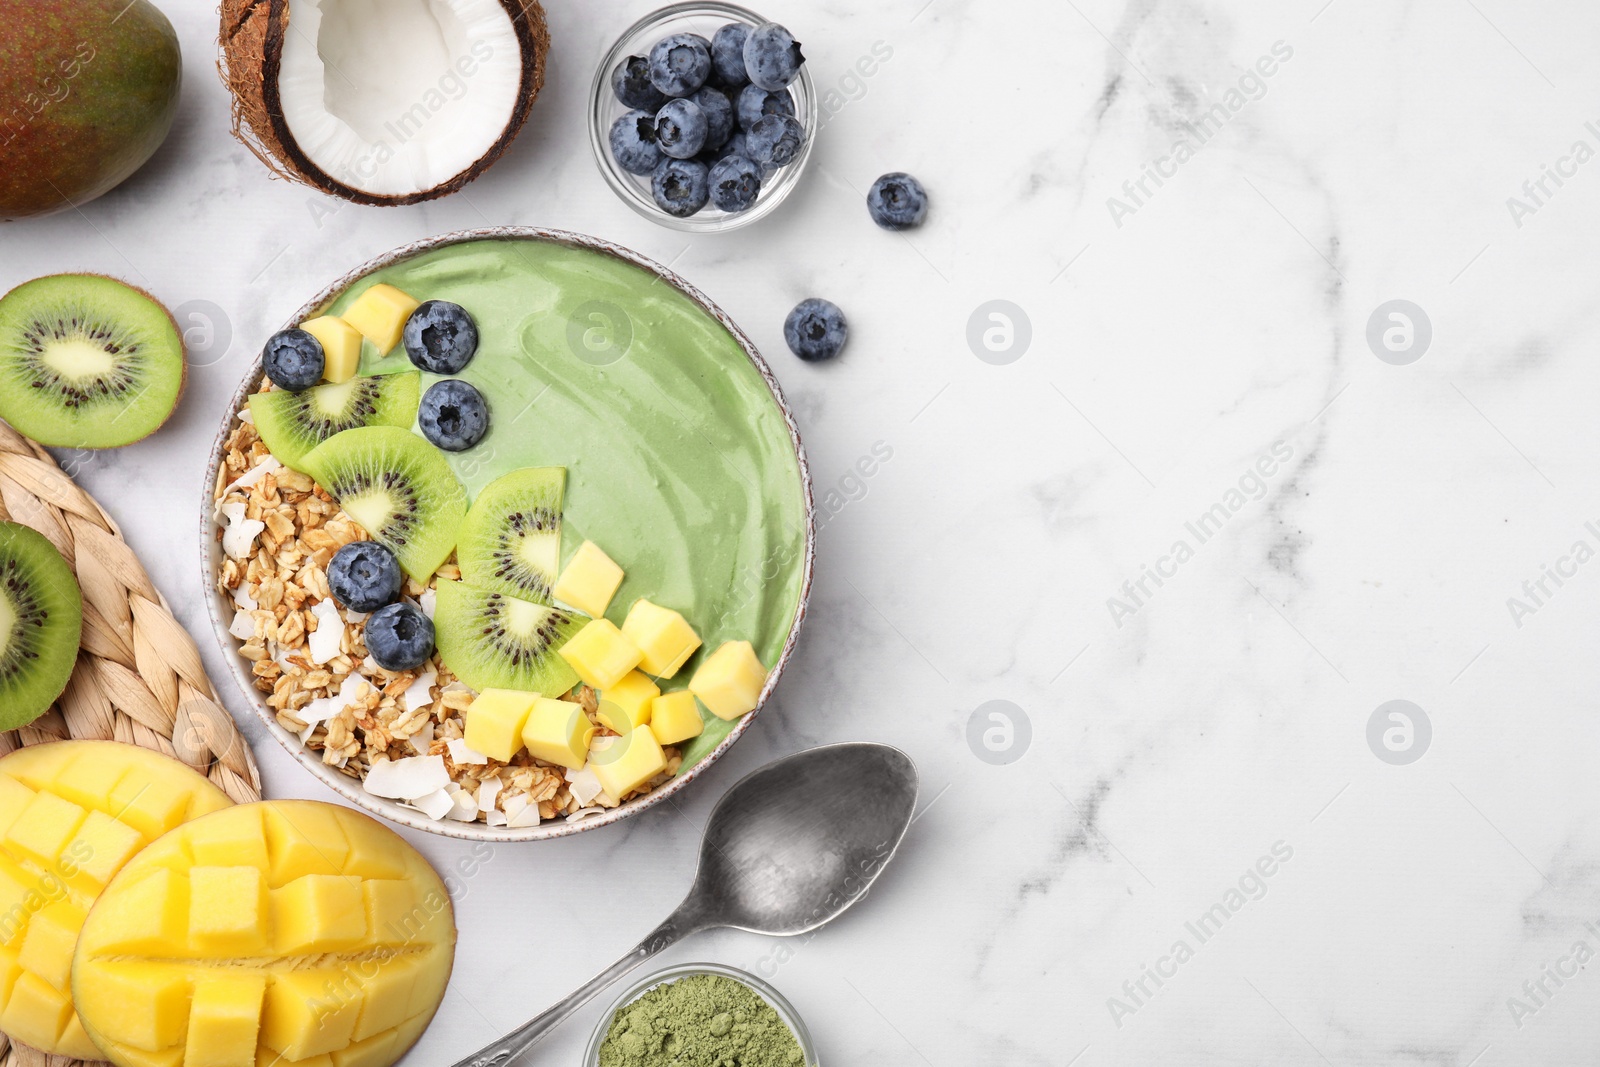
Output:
top-left (453, 741), bottom-right (920, 1067)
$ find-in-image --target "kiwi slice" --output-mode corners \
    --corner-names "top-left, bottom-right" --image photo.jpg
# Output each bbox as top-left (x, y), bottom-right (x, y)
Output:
top-left (434, 578), bottom-right (584, 695)
top-left (0, 274), bottom-right (185, 448)
top-left (301, 426), bottom-right (467, 581)
top-left (458, 467), bottom-right (565, 603)
top-left (248, 371), bottom-right (421, 469)
top-left (0, 522), bottom-right (83, 730)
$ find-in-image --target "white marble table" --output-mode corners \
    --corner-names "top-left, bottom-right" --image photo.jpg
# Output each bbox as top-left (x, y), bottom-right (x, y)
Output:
top-left (8, 0), bottom-right (1600, 1062)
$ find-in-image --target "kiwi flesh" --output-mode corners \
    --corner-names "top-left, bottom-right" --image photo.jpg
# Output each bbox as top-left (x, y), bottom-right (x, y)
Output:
top-left (458, 467), bottom-right (565, 603)
top-left (0, 522), bottom-right (83, 730)
top-left (434, 578), bottom-right (584, 695)
top-left (249, 371), bottom-right (421, 469)
top-left (0, 274), bottom-right (186, 448)
top-left (301, 426), bottom-right (467, 581)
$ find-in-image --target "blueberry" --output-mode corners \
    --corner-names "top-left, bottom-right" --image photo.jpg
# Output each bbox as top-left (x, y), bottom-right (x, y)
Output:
top-left (736, 84), bottom-right (793, 130)
top-left (784, 299), bottom-right (847, 362)
top-left (867, 172), bottom-right (929, 230)
top-left (609, 109), bottom-right (664, 175)
top-left (611, 54), bottom-right (668, 110)
top-left (364, 602), bottom-right (434, 672)
top-left (418, 379), bottom-right (489, 451)
top-left (746, 114), bottom-right (805, 167)
top-left (708, 155), bottom-right (762, 212)
top-left (402, 301), bottom-right (479, 374)
top-left (654, 98), bottom-right (708, 159)
top-left (743, 23), bottom-right (804, 91)
top-left (648, 33), bottom-right (711, 97)
top-left (652, 158), bottom-right (710, 218)
top-left (691, 86), bottom-right (735, 150)
top-left (709, 23), bottom-right (750, 87)
top-left (262, 329), bottom-right (324, 392)
top-left (327, 541), bottom-right (403, 613)
top-left (706, 131), bottom-right (772, 175)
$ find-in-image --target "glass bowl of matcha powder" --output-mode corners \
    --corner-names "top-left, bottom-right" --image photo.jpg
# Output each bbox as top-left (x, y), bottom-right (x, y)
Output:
top-left (587, 963), bottom-right (818, 1067)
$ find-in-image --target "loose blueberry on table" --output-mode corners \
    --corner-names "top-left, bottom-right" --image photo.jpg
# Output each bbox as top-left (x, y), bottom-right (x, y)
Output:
top-left (365, 601), bottom-right (435, 672)
top-left (418, 378), bottom-right (490, 452)
top-left (262, 328), bottom-right (325, 392)
top-left (867, 172), bottom-right (930, 230)
top-left (403, 299), bottom-right (479, 374)
top-left (327, 540), bottom-right (404, 613)
top-left (784, 298), bottom-right (848, 362)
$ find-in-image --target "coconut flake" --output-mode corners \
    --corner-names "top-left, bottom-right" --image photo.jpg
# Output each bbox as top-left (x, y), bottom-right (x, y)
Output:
top-left (220, 501), bottom-right (266, 561)
top-left (401, 668), bottom-right (437, 713)
top-left (410, 787), bottom-right (457, 821)
top-left (477, 776), bottom-right (502, 813)
top-left (485, 809), bottom-right (508, 827)
top-left (566, 766), bottom-right (604, 807)
top-left (566, 807), bottom-right (608, 823)
top-left (446, 738), bottom-right (489, 766)
top-left (306, 600), bottom-right (344, 665)
top-left (444, 788), bottom-right (479, 822)
top-left (508, 803), bottom-right (542, 829)
top-left (342, 609), bottom-right (370, 625)
top-left (418, 587), bottom-right (437, 619)
top-left (237, 407), bottom-right (255, 425)
top-left (411, 721), bottom-right (434, 750)
top-left (297, 675), bottom-right (370, 743)
top-left (217, 456), bottom-right (281, 510)
top-left (365, 754), bottom-right (450, 801)
top-left (502, 793), bottom-right (533, 824)
top-left (229, 609), bottom-right (258, 641)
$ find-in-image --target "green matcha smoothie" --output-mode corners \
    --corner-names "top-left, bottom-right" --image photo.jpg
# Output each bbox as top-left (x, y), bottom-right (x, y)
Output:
top-left (316, 237), bottom-right (809, 766)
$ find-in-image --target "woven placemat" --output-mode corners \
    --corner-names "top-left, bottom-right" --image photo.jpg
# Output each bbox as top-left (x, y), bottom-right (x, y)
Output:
top-left (0, 418), bottom-right (262, 1067)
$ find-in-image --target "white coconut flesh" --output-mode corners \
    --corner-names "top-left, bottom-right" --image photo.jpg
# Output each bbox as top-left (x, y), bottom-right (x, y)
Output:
top-left (276, 0), bottom-right (524, 197)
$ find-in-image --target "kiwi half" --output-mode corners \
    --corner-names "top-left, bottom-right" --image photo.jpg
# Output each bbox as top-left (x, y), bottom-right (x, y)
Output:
top-left (0, 522), bottom-right (83, 730)
top-left (458, 467), bottom-right (565, 603)
top-left (434, 578), bottom-right (584, 695)
top-left (301, 426), bottom-right (467, 581)
top-left (249, 371), bottom-right (421, 469)
top-left (0, 274), bottom-right (185, 448)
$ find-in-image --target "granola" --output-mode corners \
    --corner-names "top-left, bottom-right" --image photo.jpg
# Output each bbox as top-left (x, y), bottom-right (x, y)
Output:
top-left (213, 408), bottom-right (682, 828)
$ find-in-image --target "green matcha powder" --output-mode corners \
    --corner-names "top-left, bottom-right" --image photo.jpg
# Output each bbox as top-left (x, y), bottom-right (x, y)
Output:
top-left (598, 973), bottom-right (807, 1067)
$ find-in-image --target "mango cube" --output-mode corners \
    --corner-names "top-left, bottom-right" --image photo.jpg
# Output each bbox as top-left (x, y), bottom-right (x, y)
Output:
top-left (190, 806), bottom-right (270, 870)
top-left (69, 809), bottom-right (145, 888)
top-left (597, 671), bottom-right (659, 733)
top-left (190, 866), bottom-right (269, 954)
top-left (363, 879), bottom-right (421, 946)
top-left (649, 691), bottom-right (705, 745)
top-left (689, 641), bottom-right (769, 720)
top-left (262, 969), bottom-right (361, 1059)
top-left (520, 697), bottom-right (596, 771)
top-left (552, 541), bottom-right (624, 618)
top-left (340, 284), bottom-right (418, 356)
top-left (186, 974), bottom-right (268, 1067)
top-left (352, 955), bottom-right (421, 1040)
top-left (0, 972), bottom-right (72, 1051)
top-left (81, 867), bottom-right (189, 955)
top-left (0, 775), bottom-right (34, 837)
top-left (72, 963), bottom-right (189, 1052)
top-left (300, 315), bottom-right (365, 384)
top-left (5, 790), bottom-right (87, 864)
top-left (272, 873), bottom-right (366, 953)
top-left (463, 689), bottom-right (537, 762)
top-left (264, 804), bottom-right (350, 884)
top-left (18, 901), bottom-right (82, 991)
top-left (589, 728), bottom-right (667, 799)
top-left (620, 600), bottom-right (702, 678)
top-left (559, 618), bottom-right (643, 690)
top-left (335, 1031), bottom-right (399, 1067)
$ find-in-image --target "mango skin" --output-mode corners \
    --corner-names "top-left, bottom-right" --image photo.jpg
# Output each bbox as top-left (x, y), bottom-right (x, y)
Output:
top-left (0, 0), bottom-right (181, 221)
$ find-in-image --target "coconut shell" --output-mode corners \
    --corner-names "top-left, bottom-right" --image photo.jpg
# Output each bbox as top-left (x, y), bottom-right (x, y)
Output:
top-left (217, 0), bottom-right (549, 205)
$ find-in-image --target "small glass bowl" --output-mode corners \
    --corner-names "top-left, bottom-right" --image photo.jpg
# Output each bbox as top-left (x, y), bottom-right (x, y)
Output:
top-left (585, 962), bottom-right (820, 1066)
top-left (588, 2), bottom-right (819, 232)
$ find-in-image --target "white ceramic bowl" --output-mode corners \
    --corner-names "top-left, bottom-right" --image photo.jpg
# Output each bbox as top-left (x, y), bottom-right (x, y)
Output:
top-left (202, 226), bottom-right (815, 841)
top-left (589, 2), bottom-right (819, 231)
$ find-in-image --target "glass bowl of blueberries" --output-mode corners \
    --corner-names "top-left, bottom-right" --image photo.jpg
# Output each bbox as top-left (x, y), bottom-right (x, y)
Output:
top-left (589, 2), bottom-right (818, 231)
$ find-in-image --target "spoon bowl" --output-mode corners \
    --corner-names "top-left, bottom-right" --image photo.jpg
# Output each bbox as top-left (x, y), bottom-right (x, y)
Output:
top-left (453, 742), bottom-right (919, 1067)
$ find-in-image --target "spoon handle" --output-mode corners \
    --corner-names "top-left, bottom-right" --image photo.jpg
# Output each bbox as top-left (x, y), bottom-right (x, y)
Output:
top-left (449, 901), bottom-right (709, 1067)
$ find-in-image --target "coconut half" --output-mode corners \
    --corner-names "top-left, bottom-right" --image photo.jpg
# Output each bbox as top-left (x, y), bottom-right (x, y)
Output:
top-left (220, 0), bottom-right (548, 204)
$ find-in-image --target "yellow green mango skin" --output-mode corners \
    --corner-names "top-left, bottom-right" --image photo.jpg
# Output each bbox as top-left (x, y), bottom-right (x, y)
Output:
top-left (0, 0), bottom-right (181, 221)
